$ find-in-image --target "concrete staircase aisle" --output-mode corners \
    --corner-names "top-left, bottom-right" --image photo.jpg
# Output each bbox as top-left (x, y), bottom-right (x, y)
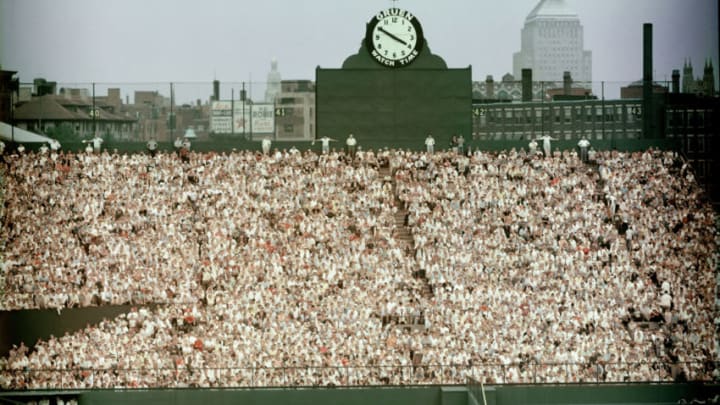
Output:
top-left (378, 166), bottom-right (434, 302)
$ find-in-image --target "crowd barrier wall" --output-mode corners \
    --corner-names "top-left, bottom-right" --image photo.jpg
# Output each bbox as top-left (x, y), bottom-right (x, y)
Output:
top-left (1, 383), bottom-right (717, 405)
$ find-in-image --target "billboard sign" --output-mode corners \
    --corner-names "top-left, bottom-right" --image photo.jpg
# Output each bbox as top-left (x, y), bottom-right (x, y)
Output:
top-left (210, 101), bottom-right (275, 135)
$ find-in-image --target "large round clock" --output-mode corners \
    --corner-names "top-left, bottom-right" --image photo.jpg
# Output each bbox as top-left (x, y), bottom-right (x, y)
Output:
top-left (365, 8), bottom-right (424, 68)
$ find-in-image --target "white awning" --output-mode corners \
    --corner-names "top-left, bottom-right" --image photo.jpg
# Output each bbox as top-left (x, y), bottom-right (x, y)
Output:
top-left (0, 121), bottom-right (58, 143)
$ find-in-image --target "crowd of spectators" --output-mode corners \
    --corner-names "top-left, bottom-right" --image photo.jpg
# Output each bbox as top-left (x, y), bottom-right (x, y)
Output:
top-left (396, 147), bottom-right (718, 384)
top-left (0, 145), bottom-right (717, 389)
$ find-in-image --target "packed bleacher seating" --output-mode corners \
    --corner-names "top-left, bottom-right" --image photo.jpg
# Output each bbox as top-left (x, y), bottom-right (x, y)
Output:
top-left (0, 146), bottom-right (717, 388)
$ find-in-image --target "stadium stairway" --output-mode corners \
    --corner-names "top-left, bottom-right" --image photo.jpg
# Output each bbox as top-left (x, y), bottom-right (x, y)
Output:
top-left (377, 166), bottom-right (415, 255)
top-left (379, 166), bottom-right (434, 304)
top-left (375, 166), bottom-right (433, 334)
top-left (379, 166), bottom-right (434, 299)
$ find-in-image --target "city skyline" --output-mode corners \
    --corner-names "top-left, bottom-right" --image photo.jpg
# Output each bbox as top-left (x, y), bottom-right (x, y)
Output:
top-left (1, 0), bottom-right (718, 102)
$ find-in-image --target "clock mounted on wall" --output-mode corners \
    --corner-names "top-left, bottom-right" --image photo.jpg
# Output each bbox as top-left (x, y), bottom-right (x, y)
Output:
top-left (365, 8), bottom-right (425, 68)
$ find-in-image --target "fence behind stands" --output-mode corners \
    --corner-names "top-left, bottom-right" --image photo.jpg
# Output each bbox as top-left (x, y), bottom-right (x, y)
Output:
top-left (3, 361), bottom-right (717, 390)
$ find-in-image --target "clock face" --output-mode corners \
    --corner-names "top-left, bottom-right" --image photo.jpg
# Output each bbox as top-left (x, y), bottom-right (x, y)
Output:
top-left (365, 8), bottom-right (424, 68)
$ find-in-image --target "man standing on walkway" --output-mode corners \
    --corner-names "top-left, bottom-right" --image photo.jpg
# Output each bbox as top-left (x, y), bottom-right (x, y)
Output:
top-left (346, 134), bottom-right (357, 158)
top-left (425, 134), bottom-right (435, 154)
top-left (578, 137), bottom-right (591, 163)
top-left (536, 134), bottom-right (558, 158)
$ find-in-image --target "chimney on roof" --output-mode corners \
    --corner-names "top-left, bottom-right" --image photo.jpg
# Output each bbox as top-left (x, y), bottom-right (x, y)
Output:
top-left (563, 71), bottom-right (572, 95)
top-left (485, 75), bottom-right (494, 99)
top-left (671, 69), bottom-right (680, 93)
top-left (521, 69), bottom-right (532, 102)
top-left (642, 23), bottom-right (653, 138)
top-left (213, 80), bottom-right (220, 101)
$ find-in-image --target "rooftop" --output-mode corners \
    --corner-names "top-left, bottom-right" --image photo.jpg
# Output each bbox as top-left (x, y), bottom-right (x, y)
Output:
top-left (14, 95), bottom-right (134, 122)
top-left (526, 0), bottom-right (579, 22)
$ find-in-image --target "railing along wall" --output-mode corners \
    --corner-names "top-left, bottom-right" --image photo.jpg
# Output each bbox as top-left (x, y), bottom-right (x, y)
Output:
top-left (1, 361), bottom-right (717, 390)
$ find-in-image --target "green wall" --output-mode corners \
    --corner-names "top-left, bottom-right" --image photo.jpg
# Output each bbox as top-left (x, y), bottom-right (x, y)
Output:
top-left (2, 383), bottom-right (716, 405)
top-left (491, 383), bottom-right (718, 405)
top-left (316, 67), bottom-right (472, 148)
top-left (78, 386), bottom-right (441, 405)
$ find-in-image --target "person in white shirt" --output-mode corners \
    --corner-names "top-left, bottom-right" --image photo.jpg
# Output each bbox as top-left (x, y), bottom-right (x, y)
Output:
top-left (261, 137), bottom-right (272, 155)
top-left (425, 134), bottom-right (435, 154)
top-left (173, 137), bottom-right (183, 152)
top-left (535, 134), bottom-right (558, 158)
top-left (456, 134), bottom-right (465, 155)
top-left (528, 139), bottom-right (538, 155)
top-left (578, 137), bottom-right (591, 163)
top-left (147, 139), bottom-right (158, 157)
top-left (587, 147), bottom-right (597, 162)
top-left (346, 134), bottom-right (357, 158)
top-left (315, 137), bottom-right (335, 154)
top-left (92, 136), bottom-right (103, 153)
top-left (49, 139), bottom-right (61, 152)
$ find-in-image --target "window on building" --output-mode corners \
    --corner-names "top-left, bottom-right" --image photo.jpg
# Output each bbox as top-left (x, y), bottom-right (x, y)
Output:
top-left (690, 110), bottom-right (704, 127)
top-left (696, 160), bottom-right (707, 178)
top-left (668, 109), bottom-right (681, 128)
top-left (605, 108), bottom-right (614, 122)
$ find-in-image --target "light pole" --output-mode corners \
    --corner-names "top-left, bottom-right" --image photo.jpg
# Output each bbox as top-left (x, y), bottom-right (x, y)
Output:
top-left (600, 81), bottom-right (612, 144)
top-left (170, 82), bottom-right (175, 142)
top-left (10, 90), bottom-right (14, 145)
top-left (92, 82), bottom-right (96, 138)
top-left (249, 99), bottom-right (253, 141)
top-left (231, 88), bottom-right (235, 137)
top-left (241, 82), bottom-right (246, 140)
top-left (541, 81), bottom-right (545, 137)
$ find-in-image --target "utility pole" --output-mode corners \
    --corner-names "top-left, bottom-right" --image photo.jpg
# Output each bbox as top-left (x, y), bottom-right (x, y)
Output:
top-left (241, 82), bottom-right (246, 140)
top-left (231, 88), bottom-right (235, 136)
top-left (92, 82), bottom-right (96, 137)
top-left (10, 90), bottom-right (14, 144)
top-left (170, 82), bottom-right (174, 142)
top-left (541, 81), bottom-right (545, 137)
top-left (601, 81), bottom-right (608, 147)
top-left (642, 23), bottom-right (653, 139)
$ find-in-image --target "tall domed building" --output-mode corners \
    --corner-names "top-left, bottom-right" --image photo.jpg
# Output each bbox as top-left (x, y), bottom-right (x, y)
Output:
top-left (513, 0), bottom-right (592, 83)
top-left (264, 59), bottom-right (282, 103)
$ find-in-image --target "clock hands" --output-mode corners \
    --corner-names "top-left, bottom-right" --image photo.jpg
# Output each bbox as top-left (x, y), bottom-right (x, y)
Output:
top-left (378, 26), bottom-right (408, 46)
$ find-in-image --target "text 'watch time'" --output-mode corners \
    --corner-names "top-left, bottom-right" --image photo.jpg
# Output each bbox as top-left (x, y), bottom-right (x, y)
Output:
top-left (365, 8), bottom-right (425, 68)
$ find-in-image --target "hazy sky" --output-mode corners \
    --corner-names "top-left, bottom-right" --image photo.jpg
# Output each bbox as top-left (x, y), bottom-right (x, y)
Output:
top-left (1, 0), bottom-right (717, 102)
